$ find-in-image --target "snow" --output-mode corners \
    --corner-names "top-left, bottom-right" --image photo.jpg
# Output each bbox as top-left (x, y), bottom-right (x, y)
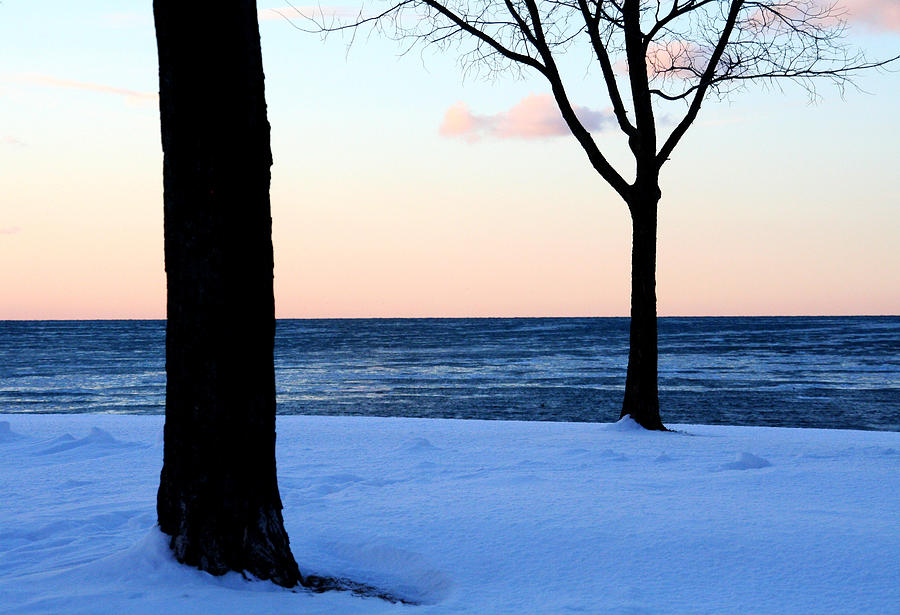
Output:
top-left (1, 414), bottom-right (898, 614)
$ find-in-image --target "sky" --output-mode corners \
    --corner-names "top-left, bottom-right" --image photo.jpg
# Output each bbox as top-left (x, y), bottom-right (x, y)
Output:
top-left (0, 1), bottom-right (898, 319)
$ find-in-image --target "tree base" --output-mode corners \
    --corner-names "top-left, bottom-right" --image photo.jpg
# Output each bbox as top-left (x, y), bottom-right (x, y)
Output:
top-left (160, 504), bottom-right (301, 588)
top-left (620, 409), bottom-right (667, 431)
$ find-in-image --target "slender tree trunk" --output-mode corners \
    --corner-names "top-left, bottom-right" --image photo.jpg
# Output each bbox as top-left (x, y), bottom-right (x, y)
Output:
top-left (621, 188), bottom-right (666, 430)
top-left (154, 0), bottom-right (300, 587)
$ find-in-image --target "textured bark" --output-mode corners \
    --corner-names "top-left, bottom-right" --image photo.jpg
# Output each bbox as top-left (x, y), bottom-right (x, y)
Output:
top-left (154, 0), bottom-right (300, 587)
top-left (621, 188), bottom-right (666, 431)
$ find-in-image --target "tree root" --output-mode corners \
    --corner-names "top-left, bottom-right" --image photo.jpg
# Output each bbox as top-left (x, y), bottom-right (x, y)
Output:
top-left (300, 574), bottom-right (419, 605)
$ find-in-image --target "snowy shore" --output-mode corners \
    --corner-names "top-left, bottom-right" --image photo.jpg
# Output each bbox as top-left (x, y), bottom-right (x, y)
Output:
top-left (1, 414), bottom-right (898, 614)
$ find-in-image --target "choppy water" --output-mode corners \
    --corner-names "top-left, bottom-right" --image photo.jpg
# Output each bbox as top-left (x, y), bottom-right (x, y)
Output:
top-left (0, 317), bottom-right (897, 430)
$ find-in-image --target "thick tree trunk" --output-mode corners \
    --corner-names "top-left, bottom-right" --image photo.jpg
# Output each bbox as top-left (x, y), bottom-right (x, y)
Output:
top-left (621, 189), bottom-right (666, 430)
top-left (154, 0), bottom-right (300, 587)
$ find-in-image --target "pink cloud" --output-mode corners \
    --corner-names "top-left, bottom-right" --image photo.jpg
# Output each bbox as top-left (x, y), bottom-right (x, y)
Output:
top-left (1, 136), bottom-right (26, 147)
top-left (646, 41), bottom-right (705, 79)
top-left (758, 1), bottom-right (900, 33)
top-left (440, 101), bottom-right (481, 140)
top-left (612, 41), bottom-right (704, 79)
top-left (0, 226), bottom-right (22, 235)
top-left (838, 0), bottom-right (900, 32)
top-left (21, 74), bottom-right (157, 105)
top-left (439, 94), bottom-right (613, 141)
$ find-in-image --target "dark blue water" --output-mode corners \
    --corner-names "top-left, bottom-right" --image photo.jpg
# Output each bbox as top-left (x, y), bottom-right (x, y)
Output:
top-left (0, 317), bottom-right (897, 430)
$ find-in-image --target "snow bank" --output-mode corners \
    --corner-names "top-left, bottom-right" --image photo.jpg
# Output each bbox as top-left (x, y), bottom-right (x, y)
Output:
top-left (0, 414), bottom-right (898, 614)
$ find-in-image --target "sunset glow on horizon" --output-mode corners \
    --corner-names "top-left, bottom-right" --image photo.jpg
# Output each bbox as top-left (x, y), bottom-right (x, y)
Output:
top-left (1, 1), bottom-right (898, 320)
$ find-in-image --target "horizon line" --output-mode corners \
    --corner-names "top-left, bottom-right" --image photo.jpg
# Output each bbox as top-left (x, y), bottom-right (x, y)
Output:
top-left (1, 313), bottom-right (898, 322)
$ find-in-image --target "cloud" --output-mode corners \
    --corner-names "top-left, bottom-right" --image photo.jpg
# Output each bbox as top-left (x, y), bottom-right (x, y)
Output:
top-left (440, 102), bottom-right (482, 140)
top-left (20, 74), bottom-right (157, 105)
top-left (838, 0), bottom-right (900, 32)
top-left (439, 94), bottom-right (614, 141)
top-left (613, 40), bottom-right (707, 79)
top-left (755, 1), bottom-right (900, 34)
top-left (1, 136), bottom-right (26, 147)
top-left (646, 41), bottom-right (705, 79)
top-left (0, 226), bottom-right (22, 235)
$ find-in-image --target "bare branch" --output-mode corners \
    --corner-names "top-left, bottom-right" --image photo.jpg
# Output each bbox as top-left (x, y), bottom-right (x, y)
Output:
top-left (644, 0), bottom-right (718, 48)
top-left (576, 0), bottom-right (636, 139)
top-left (657, 0), bottom-right (744, 167)
top-left (421, 0), bottom-right (550, 72)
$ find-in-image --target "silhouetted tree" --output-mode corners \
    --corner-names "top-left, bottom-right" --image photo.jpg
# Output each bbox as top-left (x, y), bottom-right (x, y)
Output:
top-left (153, 0), bottom-right (300, 586)
top-left (309, 0), bottom-right (895, 430)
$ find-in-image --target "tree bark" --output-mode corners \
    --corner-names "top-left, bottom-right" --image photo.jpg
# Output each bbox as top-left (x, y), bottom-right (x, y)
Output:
top-left (154, 0), bottom-right (301, 586)
top-left (621, 188), bottom-right (666, 430)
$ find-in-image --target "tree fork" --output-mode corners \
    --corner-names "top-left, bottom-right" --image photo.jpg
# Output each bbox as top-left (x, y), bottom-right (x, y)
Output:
top-left (621, 189), bottom-right (666, 431)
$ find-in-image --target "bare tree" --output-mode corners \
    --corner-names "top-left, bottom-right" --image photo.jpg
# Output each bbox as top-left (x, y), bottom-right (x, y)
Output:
top-left (306, 0), bottom-right (895, 430)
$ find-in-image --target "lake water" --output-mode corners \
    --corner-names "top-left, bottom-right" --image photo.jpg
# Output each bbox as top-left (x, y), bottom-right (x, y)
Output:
top-left (0, 317), bottom-right (897, 430)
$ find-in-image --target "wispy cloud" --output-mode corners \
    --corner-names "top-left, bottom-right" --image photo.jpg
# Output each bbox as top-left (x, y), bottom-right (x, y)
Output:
top-left (439, 94), bottom-right (614, 142)
top-left (1, 136), bottom-right (26, 147)
top-left (838, 0), bottom-right (900, 32)
top-left (0, 226), bottom-right (22, 235)
top-left (19, 74), bottom-right (157, 105)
